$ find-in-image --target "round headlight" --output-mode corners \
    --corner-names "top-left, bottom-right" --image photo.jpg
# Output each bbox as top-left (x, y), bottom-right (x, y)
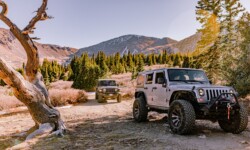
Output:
top-left (98, 89), bottom-right (102, 92)
top-left (198, 89), bottom-right (205, 96)
top-left (229, 89), bottom-right (234, 93)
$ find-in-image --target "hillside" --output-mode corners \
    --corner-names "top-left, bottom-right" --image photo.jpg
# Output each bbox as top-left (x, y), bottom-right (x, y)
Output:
top-left (74, 33), bottom-right (201, 57)
top-left (0, 28), bottom-right (77, 68)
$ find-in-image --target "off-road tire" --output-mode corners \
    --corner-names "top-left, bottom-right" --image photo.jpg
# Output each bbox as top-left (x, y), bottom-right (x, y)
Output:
top-left (95, 93), bottom-right (98, 100)
top-left (97, 94), bottom-right (106, 103)
top-left (133, 96), bottom-right (148, 122)
top-left (218, 104), bottom-right (248, 134)
top-left (117, 94), bottom-right (122, 103)
top-left (168, 100), bottom-right (196, 134)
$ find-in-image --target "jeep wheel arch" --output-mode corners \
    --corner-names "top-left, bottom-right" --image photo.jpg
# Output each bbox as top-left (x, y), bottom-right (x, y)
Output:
top-left (135, 92), bottom-right (147, 104)
top-left (170, 91), bottom-right (198, 109)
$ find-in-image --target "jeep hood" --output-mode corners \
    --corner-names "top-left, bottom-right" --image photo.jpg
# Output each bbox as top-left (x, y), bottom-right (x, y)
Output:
top-left (169, 84), bottom-right (230, 90)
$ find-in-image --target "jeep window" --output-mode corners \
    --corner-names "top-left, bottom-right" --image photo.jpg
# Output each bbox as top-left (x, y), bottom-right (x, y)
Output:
top-left (98, 80), bottom-right (116, 86)
top-left (137, 74), bottom-right (145, 87)
top-left (146, 73), bottom-right (154, 84)
top-left (155, 72), bottom-right (165, 84)
top-left (168, 69), bottom-right (209, 83)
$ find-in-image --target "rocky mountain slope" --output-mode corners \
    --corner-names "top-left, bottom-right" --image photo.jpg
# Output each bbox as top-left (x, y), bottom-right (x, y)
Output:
top-left (0, 28), bottom-right (77, 68)
top-left (75, 33), bottom-right (201, 57)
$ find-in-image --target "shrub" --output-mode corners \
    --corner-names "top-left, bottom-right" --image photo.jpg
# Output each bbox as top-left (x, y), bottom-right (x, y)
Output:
top-left (49, 80), bottom-right (88, 106)
top-left (0, 95), bottom-right (23, 111)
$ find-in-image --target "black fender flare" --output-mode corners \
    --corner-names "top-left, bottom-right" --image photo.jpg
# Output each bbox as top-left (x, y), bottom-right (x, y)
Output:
top-left (135, 91), bottom-right (147, 104)
top-left (170, 90), bottom-right (198, 109)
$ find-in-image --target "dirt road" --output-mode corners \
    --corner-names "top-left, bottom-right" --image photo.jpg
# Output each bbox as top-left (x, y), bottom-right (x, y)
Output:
top-left (0, 97), bottom-right (250, 150)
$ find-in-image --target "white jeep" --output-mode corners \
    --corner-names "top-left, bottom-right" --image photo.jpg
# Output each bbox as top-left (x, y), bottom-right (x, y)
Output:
top-left (133, 68), bottom-right (248, 134)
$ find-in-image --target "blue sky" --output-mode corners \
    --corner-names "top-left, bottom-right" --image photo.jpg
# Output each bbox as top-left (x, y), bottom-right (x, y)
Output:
top-left (0, 0), bottom-right (250, 48)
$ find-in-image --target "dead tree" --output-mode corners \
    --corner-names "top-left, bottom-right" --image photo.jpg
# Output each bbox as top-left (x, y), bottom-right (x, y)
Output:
top-left (0, 0), bottom-right (66, 140)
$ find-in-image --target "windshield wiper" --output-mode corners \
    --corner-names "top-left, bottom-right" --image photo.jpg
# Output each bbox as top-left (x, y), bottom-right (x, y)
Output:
top-left (170, 80), bottom-right (189, 83)
top-left (186, 80), bottom-right (205, 84)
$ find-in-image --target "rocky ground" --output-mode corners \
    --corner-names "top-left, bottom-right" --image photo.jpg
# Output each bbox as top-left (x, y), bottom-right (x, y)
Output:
top-left (0, 95), bottom-right (250, 150)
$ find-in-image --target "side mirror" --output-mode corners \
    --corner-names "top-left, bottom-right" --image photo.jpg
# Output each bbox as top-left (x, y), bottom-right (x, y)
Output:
top-left (209, 80), bottom-right (212, 84)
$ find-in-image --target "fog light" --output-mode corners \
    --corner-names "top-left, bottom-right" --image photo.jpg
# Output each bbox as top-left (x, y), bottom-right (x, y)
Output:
top-left (197, 98), bottom-right (205, 103)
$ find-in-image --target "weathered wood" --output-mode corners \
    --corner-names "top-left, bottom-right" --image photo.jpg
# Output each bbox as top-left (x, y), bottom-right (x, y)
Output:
top-left (0, 0), bottom-right (66, 140)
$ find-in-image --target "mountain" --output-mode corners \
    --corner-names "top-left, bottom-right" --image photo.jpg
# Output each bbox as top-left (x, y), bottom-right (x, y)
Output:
top-left (172, 33), bottom-right (202, 54)
top-left (75, 33), bottom-right (201, 57)
top-left (0, 28), bottom-right (77, 68)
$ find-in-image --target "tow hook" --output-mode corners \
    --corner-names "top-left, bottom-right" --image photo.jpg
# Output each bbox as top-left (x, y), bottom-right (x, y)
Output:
top-left (227, 103), bottom-right (232, 120)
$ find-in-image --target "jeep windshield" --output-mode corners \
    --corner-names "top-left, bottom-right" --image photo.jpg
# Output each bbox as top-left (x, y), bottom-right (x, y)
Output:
top-left (168, 69), bottom-right (209, 84)
top-left (98, 80), bottom-right (116, 86)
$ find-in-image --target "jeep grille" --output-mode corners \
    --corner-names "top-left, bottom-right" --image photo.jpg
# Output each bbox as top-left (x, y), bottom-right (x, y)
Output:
top-left (106, 88), bottom-right (116, 94)
top-left (206, 89), bottom-right (229, 101)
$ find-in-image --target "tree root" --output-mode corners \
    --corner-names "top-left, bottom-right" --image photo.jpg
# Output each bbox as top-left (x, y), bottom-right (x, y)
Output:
top-left (25, 123), bottom-right (55, 141)
top-left (25, 120), bottom-right (66, 141)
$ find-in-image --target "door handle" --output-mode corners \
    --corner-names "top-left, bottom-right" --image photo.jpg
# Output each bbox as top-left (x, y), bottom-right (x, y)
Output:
top-left (144, 87), bottom-right (148, 90)
top-left (152, 87), bottom-right (157, 91)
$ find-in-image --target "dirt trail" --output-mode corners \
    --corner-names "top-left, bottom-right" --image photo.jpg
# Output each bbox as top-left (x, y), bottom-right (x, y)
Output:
top-left (0, 97), bottom-right (250, 150)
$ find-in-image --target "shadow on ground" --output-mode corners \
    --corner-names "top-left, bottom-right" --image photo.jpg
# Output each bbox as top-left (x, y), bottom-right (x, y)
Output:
top-left (1, 99), bottom-right (250, 150)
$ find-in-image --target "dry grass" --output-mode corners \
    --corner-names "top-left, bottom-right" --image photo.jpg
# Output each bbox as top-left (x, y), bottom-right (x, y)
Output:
top-left (49, 80), bottom-right (88, 106)
top-left (0, 95), bottom-right (23, 111)
top-left (49, 88), bottom-right (87, 106)
top-left (49, 80), bottom-right (73, 90)
top-left (0, 80), bottom-right (88, 110)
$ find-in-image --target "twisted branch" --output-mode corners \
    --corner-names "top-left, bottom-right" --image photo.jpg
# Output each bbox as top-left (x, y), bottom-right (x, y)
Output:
top-left (0, 0), bottom-right (49, 82)
top-left (23, 0), bottom-right (49, 35)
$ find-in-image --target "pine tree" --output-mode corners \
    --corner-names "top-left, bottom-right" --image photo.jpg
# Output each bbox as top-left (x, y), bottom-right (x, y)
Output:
top-left (182, 56), bottom-right (190, 68)
top-left (137, 55), bottom-right (144, 72)
top-left (162, 50), bottom-right (169, 64)
top-left (195, 0), bottom-right (222, 82)
top-left (173, 54), bottom-right (181, 67)
top-left (147, 54), bottom-right (153, 66)
top-left (126, 51), bottom-right (134, 71)
top-left (220, 0), bottom-right (245, 81)
top-left (72, 53), bottom-right (102, 91)
top-left (157, 54), bottom-right (163, 64)
top-left (227, 13), bottom-right (250, 96)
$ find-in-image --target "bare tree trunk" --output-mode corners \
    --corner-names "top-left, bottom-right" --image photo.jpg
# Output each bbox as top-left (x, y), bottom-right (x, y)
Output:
top-left (0, 0), bottom-right (66, 140)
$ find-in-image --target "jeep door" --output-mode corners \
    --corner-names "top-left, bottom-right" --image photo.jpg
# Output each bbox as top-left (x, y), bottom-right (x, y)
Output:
top-left (152, 71), bottom-right (168, 107)
top-left (144, 72), bottom-right (155, 105)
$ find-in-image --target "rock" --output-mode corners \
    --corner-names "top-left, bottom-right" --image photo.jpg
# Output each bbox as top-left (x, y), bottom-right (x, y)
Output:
top-left (198, 135), bottom-right (206, 139)
top-left (240, 141), bottom-right (249, 144)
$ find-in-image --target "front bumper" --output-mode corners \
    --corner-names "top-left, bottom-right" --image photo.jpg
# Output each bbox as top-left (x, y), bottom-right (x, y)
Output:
top-left (99, 92), bottom-right (120, 99)
top-left (198, 93), bottom-right (240, 119)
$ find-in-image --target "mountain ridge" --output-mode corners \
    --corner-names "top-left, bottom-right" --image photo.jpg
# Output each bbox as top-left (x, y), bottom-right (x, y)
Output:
top-left (0, 28), bottom-right (77, 68)
top-left (74, 33), bottom-right (201, 57)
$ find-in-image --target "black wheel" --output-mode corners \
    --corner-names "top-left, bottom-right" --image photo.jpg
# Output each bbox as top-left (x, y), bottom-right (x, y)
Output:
top-left (218, 104), bottom-right (248, 134)
top-left (133, 96), bottom-right (148, 122)
top-left (168, 100), bottom-right (196, 134)
top-left (97, 94), bottom-right (106, 103)
top-left (117, 94), bottom-right (121, 103)
top-left (95, 92), bottom-right (98, 100)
